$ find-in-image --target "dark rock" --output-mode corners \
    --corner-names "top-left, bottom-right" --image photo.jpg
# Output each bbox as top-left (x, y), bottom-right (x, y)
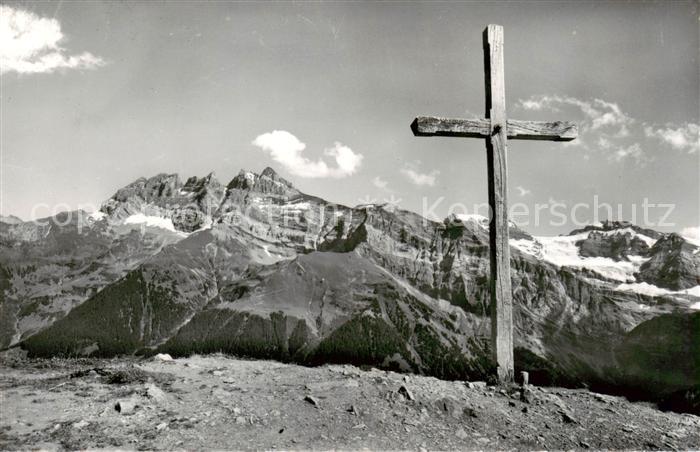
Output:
top-left (114, 399), bottom-right (136, 415)
top-left (398, 385), bottom-right (414, 401)
top-left (560, 410), bottom-right (577, 424)
top-left (463, 407), bottom-right (478, 418)
top-left (520, 386), bottom-right (534, 404)
top-left (616, 312), bottom-right (700, 407)
top-left (435, 397), bottom-right (461, 418)
top-left (304, 395), bottom-right (319, 407)
top-left (576, 230), bottom-right (651, 261)
top-left (637, 234), bottom-right (699, 290)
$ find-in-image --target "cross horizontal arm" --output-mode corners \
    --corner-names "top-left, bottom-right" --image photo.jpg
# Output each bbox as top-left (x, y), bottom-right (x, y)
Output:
top-left (411, 116), bottom-right (578, 141)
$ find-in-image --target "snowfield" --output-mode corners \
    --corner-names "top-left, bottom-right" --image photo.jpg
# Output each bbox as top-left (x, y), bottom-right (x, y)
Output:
top-left (509, 229), bottom-right (700, 301)
top-left (509, 232), bottom-right (649, 282)
top-left (123, 213), bottom-right (177, 232)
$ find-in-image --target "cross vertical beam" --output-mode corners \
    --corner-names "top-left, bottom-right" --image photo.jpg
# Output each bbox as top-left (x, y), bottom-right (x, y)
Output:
top-left (484, 24), bottom-right (513, 383)
top-left (410, 24), bottom-right (576, 385)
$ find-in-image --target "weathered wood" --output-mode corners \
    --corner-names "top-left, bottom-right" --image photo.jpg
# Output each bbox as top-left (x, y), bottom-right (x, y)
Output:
top-left (411, 116), bottom-right (577, 141)
top-left (484, 24), bottom-right (514, 384)
top-left (410, 24), bottom-right (577, 385)
top-left (411, 117), bottom-right (490, 138)
top-left (506, 120), bottom-right (578, 141)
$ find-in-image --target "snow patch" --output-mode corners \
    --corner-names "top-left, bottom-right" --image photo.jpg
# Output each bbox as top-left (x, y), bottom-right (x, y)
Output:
top-left (455, 214), bottom-right (489, 227)
top-left (283, 201), bottom-right (311, 211)
top-left (684, 237), bottom-right (700, 247)
top-left (124, 213), bottom-right (177, 232)
top-left (454, 213), bottom-right (519, 229)
top-left (509, 238), bottom-right (542, 257)
top-left (153, 353), bottom-right (174, 362)
top-left (615, 282), bottom-right (700, 299)
top-left (615, 282), bottom-right (674, 297)
top-left (681, 286), bottom-right (700, 297)
top-left (681, 226), bottom-right (700, 247)
top-left (88, 211), bottom-right (106, 222)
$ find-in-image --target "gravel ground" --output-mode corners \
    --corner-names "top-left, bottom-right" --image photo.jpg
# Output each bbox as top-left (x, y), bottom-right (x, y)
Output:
top-left (1, 354), bottom-right (699, 450)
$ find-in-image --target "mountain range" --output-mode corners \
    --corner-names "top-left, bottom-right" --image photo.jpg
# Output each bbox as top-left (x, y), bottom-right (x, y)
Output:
top-left (1, 167), bottom-right (698, 412)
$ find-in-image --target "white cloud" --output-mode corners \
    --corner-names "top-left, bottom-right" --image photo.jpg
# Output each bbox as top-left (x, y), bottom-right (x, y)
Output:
top-left (252, 130), bottom-right (363, 179)
top-left (400, 163), bottom-right (439, 187)
top-left (610, 143), bottom-right (648, 165)
top-left (372, 176), bottom-right (389, 189)
top-left (644, 124), bottom-right (699, 154)
top-left (0, 5), bottom-right (106, 75)
top-left (517, 94), bottom-right (648, 164)
top-left (518, 95), bottom-right (633, 134)
top-left (597, 136), bottom-right (612, 149)
top-left (515, 186), bottom-right (531, 197)
top-left (518, 94), bottom-right (700, 164)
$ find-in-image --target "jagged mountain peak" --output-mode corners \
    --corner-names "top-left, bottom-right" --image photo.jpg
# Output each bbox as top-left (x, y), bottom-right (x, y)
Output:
top-left (97, 172), bottom-right (226, 233)
top-left (258, 166), bottom-right (294, 188)
top-left (182, 172), bottom-right (222, 193)
top-left (260, 166), bottom-right (277, 177)
top-left (226, 167), bottom-right (297, 197)
top-left (105, 172), bottom-right (182, 205)
top-left (227, 170), bottom-right (257, 190)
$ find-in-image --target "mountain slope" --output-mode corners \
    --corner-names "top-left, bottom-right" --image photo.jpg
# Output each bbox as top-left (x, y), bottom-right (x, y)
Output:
top-left (4, 167), bottom-right (700, 412)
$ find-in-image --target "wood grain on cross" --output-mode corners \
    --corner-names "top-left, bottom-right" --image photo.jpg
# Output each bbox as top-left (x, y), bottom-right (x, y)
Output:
top-left (411, 24), bottom-right (577, 383)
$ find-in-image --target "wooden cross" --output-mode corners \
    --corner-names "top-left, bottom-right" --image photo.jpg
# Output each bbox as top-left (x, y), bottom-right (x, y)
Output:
top-left (411, 24), bottom-right (577, 383)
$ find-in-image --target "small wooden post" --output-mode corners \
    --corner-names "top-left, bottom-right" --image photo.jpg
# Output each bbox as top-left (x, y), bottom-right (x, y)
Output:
top-left (520, 371), bottom-right (529, 387)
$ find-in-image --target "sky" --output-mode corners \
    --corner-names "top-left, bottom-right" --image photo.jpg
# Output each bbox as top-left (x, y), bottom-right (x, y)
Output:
top-left (1, 1), bottom-right (698, 236)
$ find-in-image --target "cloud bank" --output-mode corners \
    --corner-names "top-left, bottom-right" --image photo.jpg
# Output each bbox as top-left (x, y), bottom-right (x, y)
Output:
top-left (520, 95), bottom-right (633, 133)
top-left (518, 94), bottom-right (699, 164)
top-left (0, 5), bottom-right (105, 74)
top-left (252, 130), bottom-right (363, 179)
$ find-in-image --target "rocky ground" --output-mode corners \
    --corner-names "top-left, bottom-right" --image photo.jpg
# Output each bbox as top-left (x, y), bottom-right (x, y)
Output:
top-left (1, 354), bottom-right (698, 451)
